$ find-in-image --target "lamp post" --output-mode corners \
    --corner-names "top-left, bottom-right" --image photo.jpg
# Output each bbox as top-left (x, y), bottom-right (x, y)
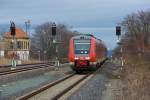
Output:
top-left (25, 20), bottom-right (31, 35)
top-left (25, 20), bottom-right (31, 60)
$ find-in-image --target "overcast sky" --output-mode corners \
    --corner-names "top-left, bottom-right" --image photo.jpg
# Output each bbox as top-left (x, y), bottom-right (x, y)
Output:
top-left (0, 0), bottom-right (149, 27)
top-left (0, 0), bottom-right (150, 49)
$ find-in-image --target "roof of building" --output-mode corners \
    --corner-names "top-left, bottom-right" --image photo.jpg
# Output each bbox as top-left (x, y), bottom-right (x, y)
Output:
top-left (4, 27), bottom-right (29, 39)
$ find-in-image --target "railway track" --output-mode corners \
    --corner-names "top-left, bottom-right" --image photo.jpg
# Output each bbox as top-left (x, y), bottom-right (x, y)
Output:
top-left (0, 62), bottom-right (52, 68)
top-left (0, 63), bottom-right (53, 76)
top-left (17, 69), bottom-right (99, 100)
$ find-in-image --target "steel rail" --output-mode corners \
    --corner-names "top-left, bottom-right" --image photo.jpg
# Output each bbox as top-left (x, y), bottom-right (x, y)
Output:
top-left (17, 73), bottom-right (75, 100)
top-left (52, 73), bottom-right (90, 100)
top-left (0, 61), bottom-right (53, 68)
top-left (0, 64), bottom-right (52, 76)
top-left (17, 72), bottom-right (94, 100)
top-left (17, 59), bottom-right (107, 100)
top-left (51, 60), bottom-right (106, 100)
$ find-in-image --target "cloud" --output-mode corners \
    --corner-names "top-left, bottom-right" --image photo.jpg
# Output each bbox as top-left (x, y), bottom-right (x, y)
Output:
top-left (0, 0), bottom-right (149, 49)
top-left (0, 0), bottom-right (149, 27)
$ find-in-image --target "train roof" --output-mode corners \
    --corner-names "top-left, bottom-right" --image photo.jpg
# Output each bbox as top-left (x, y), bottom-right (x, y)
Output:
top-left (72, 34), bottom-right (102, 42)
top-left (72, 34), bottom-right (92, 39)
top-left (72, 34), bottom-right (107, 47)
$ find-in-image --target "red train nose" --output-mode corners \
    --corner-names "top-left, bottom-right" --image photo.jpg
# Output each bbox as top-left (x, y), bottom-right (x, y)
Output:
top-left (76, 60), bottom-right (88, 66)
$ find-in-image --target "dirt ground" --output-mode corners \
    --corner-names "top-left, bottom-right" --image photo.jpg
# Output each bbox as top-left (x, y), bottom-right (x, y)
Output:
top-left (121, 58), bottom-right (150, 100)
top-left (101, 59), bottom-right (123, 100)
top-left (102, 58), bottom-right (150, 100)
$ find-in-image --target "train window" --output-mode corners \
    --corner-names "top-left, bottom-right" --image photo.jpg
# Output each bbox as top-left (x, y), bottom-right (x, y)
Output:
top-left (17, 41), bottom-right (21, 49)
top-left (74, 43), bottom-right (90, 54)
top-left (10, 42), bottom-right (13, 49)
top-left (80, 36), bottom-right (84, 39)
top-left (74, 39), bottom-right (91, 43)
top-left (75, 43), bottom-right (90, 50)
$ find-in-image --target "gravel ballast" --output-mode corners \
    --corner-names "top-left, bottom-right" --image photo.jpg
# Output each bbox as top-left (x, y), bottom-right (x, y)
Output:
top-left (67, 60), bottom-right (122, 100)
top-left (0, 65), bottom-right (73, 100)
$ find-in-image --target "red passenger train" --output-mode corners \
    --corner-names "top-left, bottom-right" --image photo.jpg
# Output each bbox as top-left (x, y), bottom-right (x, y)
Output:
top-left (69, 34), bottom-right (107, 73)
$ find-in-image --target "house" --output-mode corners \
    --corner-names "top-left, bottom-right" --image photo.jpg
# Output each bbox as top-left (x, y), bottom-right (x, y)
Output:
top-left (0, 38), bottom-right (5, 57)
top-left (4, 27), bottom-right (30, 60)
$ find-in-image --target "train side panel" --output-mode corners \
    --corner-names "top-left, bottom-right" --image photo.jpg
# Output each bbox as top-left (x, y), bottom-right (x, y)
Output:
top-left (69, 38), bottom-right (74, 62)
top-left (96, 42), bottom-right (107, 64)
top-left (89, 37), bottom-right (96, 62)
top-left (69, 37), bottom-right (75, 69)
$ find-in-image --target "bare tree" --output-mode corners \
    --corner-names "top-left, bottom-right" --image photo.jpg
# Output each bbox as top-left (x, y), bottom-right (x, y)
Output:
top-left (118, 10), bottom-right (150, 60)
top-left (121, 10), bottom-right (150, 46)
top-left (138, 11), bottom-right (150, 46)
top-left (31, 22), bottom-right (77, 61)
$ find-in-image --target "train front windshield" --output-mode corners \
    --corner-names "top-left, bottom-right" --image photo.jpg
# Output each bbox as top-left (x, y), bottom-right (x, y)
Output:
top-left (74, 42), bottom-right (90, 54)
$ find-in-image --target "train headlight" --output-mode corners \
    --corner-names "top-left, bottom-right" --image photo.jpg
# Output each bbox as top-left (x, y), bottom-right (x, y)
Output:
top-left (74, 57), bottom-right (79, 60)
top-left (85, 51), bottom-right (87, 54)
top-left (85, 57), bottom-right (90, 60)
top-left (81, 51), bottom-right (83, 53)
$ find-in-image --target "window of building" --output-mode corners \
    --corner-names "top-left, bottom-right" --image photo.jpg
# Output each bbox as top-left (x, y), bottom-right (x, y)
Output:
top-left (17, 41), bottom-right (22, 49)
top-left (10, 42), bottom-right (13, 49)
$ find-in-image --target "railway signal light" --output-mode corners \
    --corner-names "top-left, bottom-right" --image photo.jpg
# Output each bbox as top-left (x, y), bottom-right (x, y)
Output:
top-left (10, 22), bottom-right (16, 36)
top-left (116, 26), bottom-right (121, 36)
top-left (52, 22), bottom-right (56, 36)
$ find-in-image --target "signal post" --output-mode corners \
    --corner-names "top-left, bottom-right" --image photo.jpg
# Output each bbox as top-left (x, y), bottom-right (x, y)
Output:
top-left (10, 21), bottom-right (16, 69)
top-left (52, 22), bottom-right (60, 69)
top-left (116, 26), bottom-right (124, 66)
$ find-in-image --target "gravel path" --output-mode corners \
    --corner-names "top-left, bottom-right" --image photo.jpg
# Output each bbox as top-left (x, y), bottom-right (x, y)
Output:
top-left (28, 75), bottom-right (85, 100)
top-left (0, 65), bottom-right (73, 100)
top-left (67, 60), bottom-right (122, 100)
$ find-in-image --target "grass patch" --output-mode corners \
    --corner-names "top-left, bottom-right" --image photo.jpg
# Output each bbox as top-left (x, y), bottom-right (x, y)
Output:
top-left (122, 58), bottom-right (150, 100)
top-left (0, 58), bottom-right (40, 66)
top-left (0, 58), bottom-right (11, 65)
